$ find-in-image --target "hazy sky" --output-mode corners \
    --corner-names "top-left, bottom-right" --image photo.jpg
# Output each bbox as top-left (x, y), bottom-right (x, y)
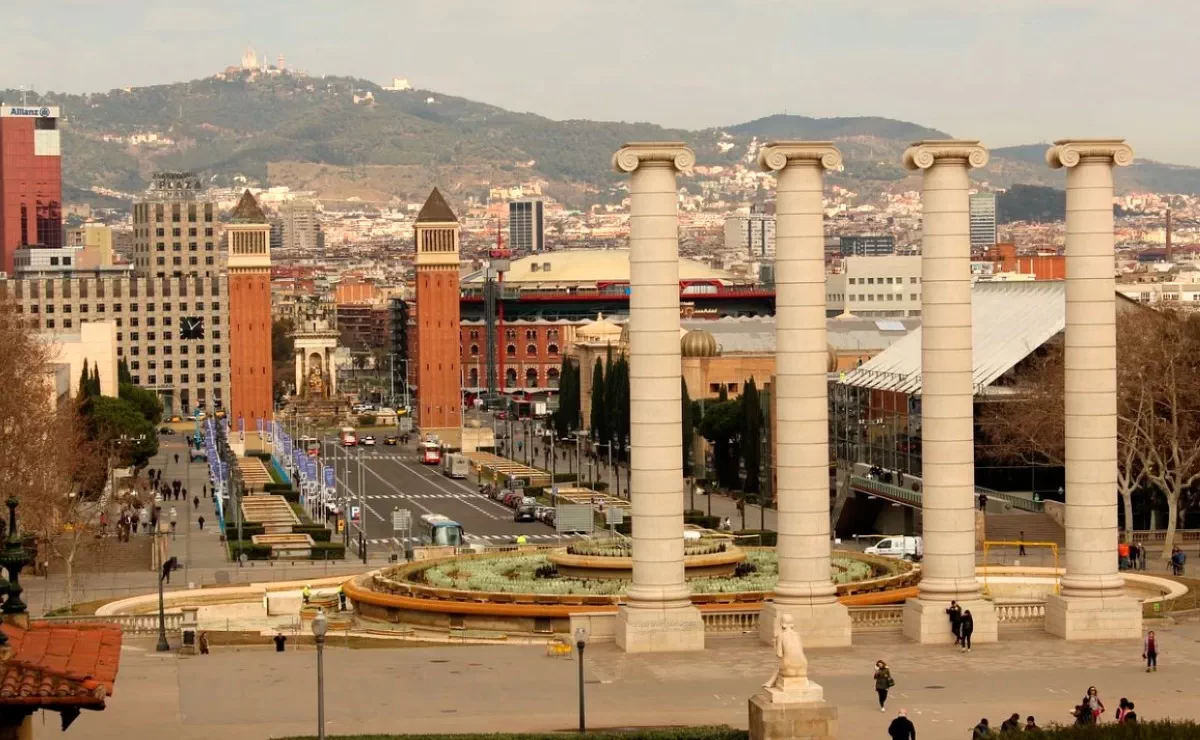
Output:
top-left (5, 1), bottom-right (1198, 164)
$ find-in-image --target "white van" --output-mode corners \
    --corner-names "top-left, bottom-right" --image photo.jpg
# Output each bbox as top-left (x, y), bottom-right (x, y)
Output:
top-left (441, 453), bottom-right (470, 479)
top-left (865, 535), bottom-right (923, 561)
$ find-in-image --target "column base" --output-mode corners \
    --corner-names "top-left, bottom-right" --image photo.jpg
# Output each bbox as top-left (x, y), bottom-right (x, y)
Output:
top-left (902, 597), bottom-right (998, 644)
top-left (749, 691), bottom-right (838, 740)
top-left (615, 603), bottom-right (705, 653)
top-left (1044, 593), bottom-right (1142, 640)
top-left (758, 600), bottom-right (852, 648)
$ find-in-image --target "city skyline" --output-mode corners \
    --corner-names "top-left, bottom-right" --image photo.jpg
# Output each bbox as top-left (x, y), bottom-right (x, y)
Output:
top-left (2, 1), bottom-right (1198, 165)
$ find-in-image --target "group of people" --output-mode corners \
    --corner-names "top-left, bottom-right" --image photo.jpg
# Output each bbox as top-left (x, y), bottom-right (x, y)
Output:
top-left (1169, 546), bottom-right (1188, 576)
top-left (1070, 686), bottom-right (1141, 726)
top-left (945, 600), bottom-right (976, 652)
top-left (1118, 540), bottom-right (1148, 570)
top-left (966, 715), bottom-right (1039, 738)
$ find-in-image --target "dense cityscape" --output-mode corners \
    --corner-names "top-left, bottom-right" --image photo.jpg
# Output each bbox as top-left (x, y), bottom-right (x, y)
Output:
top-left (0, 14), bottom-right (1199, 740)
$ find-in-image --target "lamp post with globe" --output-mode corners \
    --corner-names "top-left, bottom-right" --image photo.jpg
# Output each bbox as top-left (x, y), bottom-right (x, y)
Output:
top-left (312, 608), bottom-right (328, 740)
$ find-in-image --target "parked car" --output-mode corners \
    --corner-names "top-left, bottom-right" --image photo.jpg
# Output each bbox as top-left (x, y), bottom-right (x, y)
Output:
top-left (167, 415), bottom-right (183, 423)
top-left (384, 435), bottom-right (398, 446)
top-left (503, 492), bottom-right (523, 507)
top-left (159, 427), bottom-right (176, 435)
top-left (362, 435), bottom-right (377, 446)
top-left (514, 504), bottom-right (537, 523)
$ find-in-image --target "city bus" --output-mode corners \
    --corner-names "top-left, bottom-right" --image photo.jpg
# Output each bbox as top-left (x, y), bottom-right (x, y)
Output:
top-left (416, 514), bottom-right (465, 547)
top-left (340, 427), bottom-right (358, 447)
top-left (420, 441), bottom-right (442, 465)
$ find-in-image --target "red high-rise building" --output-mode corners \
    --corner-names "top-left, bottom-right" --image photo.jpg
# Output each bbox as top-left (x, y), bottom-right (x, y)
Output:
top-left (0, 104), bottom-right (62, 273)
top-left (414, 188), bottom-right (463, 445)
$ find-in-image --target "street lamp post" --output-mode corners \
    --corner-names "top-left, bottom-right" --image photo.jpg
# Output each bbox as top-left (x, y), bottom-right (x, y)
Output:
top-left (575, 627), bottom-right (589, 732)
top-left (156, 556), bottom-right (178, 652)
top-left (312, 608), bottom-right (328, 740)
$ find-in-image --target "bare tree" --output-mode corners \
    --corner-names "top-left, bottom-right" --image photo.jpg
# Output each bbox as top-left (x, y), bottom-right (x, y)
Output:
top-left (0, 300), bottom-right (110, 608)
top-left (978, 312), bottom-right (1160, 541)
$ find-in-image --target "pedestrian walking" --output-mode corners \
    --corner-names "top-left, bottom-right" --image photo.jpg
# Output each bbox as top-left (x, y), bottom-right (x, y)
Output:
top-left (273, 632), bottom-right (287, 652)
top-left (971, 718), bottom-right (992, 739)
top-left (1083, 686), bottom-right (1105, 723)
top-left (1119, 540), bottom-right (1130, 570)
top-left (887, 709), bottom-right (916, 740)
top-left (193, 495), bottom-right (200, 511)
top-left (1000, 713), bottom-right (1021, 733)
top-left (960, 609), bottom-right (975, 653)
top-left (338, 585), bottom-right (347, 611)
top-left (174, 453), bottom-right (179, 465)
top-left (139, 507), bottom-right (149, 534)
top-left (1144, 630), bottom-right (1158, 672)
top-left (1018, 531), bottom-right (1026, 557)
top-left (978, 492), bottom-right (988, 512)
top-left (169, 506), bottom-right (178, 537)
top-left (873, 660), bottom-right (893, 711)
top-left (945, 600), bottom-right (963, 645)
top-left (198, 631), bottom-right (210, 655)
top-left (302, 585), bottom-right (312, 605)
top-left (198, 515), bottom-right (205, 531)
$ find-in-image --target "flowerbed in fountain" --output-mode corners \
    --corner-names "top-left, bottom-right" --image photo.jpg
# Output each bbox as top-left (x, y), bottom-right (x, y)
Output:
top-left (415, 550), bottom-right (878, 596)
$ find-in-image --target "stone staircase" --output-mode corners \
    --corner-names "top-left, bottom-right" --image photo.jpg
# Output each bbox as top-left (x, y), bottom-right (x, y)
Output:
top-left (46, 535), bottom-right (152, 575)
top-left (982, 512), bottom-right (1065, 548)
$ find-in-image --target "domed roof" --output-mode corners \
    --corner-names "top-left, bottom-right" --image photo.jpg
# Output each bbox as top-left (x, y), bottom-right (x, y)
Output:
top-left (681, 329), bottom-right (720, 358)
top-left (577, 313), bottom-right (624, 342)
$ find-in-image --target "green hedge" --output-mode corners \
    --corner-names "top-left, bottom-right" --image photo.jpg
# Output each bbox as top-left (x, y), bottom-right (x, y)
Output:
top-left (580, 480), bottom-right (610, 492)
top-left (263, 482), bottom-right (294, 492)
top-left (551, 473), bottom-right (577, 483)
top-left (293, 525), bottom-right (332, 542)
top-left (290, 503), bottom-right (313, 524)
top-left (250, 452), bottom-right (272, 462)
top-left (272, 728), bottom-right (747, 740)
top-left (226, 541), bottom-right (272, 560)
top-left (311, 543), bottom-right (346, 560)
top-left (1022, 723), bottom-right (1200, 739)
top-left (735, 529), bottom-right (777, 546)
top-left (685, 511), bottom-right (721, 530)
top-left (226, 523), bottom-right (266, 538)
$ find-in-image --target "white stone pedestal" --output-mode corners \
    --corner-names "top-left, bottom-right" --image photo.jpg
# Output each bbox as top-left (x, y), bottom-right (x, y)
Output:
top-left (749, 691), bottom-right (838, 740)
top-left (902, 598), bottom-right (997, 645)
top-left (1045, 594), bottom-right (1142, 640)
top-left (615, 604), bottom-right (705, 653)
top-left (759, 601), bottom-right (852, 648)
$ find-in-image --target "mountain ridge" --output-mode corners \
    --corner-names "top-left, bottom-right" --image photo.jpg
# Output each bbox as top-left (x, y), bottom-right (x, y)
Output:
top-left (17, 72), bottom-right (1200, 208)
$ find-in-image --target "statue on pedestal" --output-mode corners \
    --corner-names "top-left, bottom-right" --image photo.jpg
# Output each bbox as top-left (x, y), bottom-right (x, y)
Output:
top-left (761, 614), bottom-right (823, 703)
top-left (307, 362), bottom-right (326, 398)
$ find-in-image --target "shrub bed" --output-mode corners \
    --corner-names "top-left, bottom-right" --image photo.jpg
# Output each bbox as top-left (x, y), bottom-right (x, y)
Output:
top-left (226, 541), bottom-right (273, 561)
top-left (551, 473), bottom-right (578, 483)
top-left (735, 529), bottom-right (777, 546)
top-left (311, 543), bottom-right (346, 560)
top-left (263, 482), bottom-right (294, 493)
top-left (293, 525), bottom-right (332, 542)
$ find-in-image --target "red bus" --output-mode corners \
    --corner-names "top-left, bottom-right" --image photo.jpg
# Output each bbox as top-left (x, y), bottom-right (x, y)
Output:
top-left (420, 442), bottom-right (442, 465)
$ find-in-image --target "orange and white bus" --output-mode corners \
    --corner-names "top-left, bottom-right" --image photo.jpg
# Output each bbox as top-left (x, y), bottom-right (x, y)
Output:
top-left (420, 441), bottom-right (442, 465)
top-left (340, 427), bottom-right (358, 447)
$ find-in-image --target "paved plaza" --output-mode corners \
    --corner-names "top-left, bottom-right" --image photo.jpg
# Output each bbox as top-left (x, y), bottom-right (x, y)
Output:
top-left (60, 620), bottom-right (1200, 739)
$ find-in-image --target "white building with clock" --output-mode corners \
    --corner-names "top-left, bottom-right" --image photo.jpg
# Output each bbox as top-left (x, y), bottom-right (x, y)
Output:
top-left (0, 275), bottom-right (232, 415)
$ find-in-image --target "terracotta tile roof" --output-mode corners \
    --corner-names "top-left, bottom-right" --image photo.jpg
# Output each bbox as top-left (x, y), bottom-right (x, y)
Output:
top-left (416, 187), bottom-right (459, 224)
top-left (0, 622), bottom-right (122, 708)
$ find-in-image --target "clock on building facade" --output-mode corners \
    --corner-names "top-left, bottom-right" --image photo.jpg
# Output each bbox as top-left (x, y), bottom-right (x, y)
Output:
top-left (180, 316), bottom-right (205, 340)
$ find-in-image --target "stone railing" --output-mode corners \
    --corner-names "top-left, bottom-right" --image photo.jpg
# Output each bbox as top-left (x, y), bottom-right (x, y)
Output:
top-left (848, 605), bottom-right (905, 631)
top-left (849, 476), bottom-right (1044, 513)
top-left (38, 613), bottom-right (184, 634)
top-left (995, 602), bottom-right (1044, 626)
top-left (702, 609), bottom-right (759, 634)
top-left (1130, 529), bottom-right (1200, 545)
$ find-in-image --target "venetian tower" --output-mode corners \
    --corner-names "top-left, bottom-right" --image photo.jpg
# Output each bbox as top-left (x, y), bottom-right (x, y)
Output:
top-left (226, 190), bottom-right (274, 428)
top-left (414, 188), bottom-right (463, 446)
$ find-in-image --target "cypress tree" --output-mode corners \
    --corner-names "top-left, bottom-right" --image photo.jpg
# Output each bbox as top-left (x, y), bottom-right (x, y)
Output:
top-left (118, 358), bottom-right (133, 385)
top-left (78, 360), bottom-right (92, 400)
top-left (741, 378), bottom-right (761, 494)
top-left (590, 358), bottom-right (607, 443)
top-left (681, 377), bottom-right (693, 475)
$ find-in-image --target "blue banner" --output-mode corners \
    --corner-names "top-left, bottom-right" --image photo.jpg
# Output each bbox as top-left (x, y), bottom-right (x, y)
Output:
top-left (324, 465), bottom-right (335, 491)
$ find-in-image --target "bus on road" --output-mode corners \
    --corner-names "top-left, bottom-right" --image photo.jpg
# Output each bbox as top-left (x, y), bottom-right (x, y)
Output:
top-left (417, 514), bottom-right (465, 547)
top-left (420, 441), bottom-right (442, 465)
top-left (340, 427), bottom-right (358, 447)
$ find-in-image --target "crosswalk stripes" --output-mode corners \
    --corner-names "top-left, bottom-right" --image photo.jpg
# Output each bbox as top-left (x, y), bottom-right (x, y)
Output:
top-left (366, 533), bottom-right (580, 545)
top-left (364, 492), bottom-right (495, 500)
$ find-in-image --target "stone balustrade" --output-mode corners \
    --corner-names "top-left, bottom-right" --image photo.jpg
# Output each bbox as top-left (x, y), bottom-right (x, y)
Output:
top-left (995, 602), bottom-right (1045, 625)
top-left (39, 613), bottom-right (184, 634)
top-left (848, 605), bottom-right (906, 632)
top-left (702, 609), bottom-right (760, 635)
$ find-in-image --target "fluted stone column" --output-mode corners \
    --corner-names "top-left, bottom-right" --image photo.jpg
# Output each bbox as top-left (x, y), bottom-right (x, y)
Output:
top-left (612, 142), bottom-right (704, 653)
top-left (1045, 139), bottom-right (1142, 640)
top-left (757, 142), bottom-right (851, 648)
top-left (327, 350), bottom-right (338, 398)
top-left (295, 350), bottom-right (305, 396)
top-left (901, 141), bottom-right (997, 644)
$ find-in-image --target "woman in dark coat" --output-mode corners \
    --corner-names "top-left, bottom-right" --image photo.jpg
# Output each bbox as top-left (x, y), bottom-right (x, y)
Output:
top-left (960, 610), bottom-right (975, 653)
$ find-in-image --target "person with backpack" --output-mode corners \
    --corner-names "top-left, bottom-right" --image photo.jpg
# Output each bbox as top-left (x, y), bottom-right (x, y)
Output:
top-left (873, 660), bottom-right (894, 712)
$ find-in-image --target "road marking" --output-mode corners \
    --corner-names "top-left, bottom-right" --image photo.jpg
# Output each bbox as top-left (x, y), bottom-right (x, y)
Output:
top-left (379, 457), bottom-right (504, 521)
top-left (355, 465), bottom-right (436, 517)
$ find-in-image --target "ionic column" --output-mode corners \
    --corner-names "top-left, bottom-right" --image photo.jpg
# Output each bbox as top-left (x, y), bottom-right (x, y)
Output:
top-left (612, 142), bottom-right (704, 653)
top-left (1045, 139), bottom-right (1142, 640)
top-left (327, 349), bottom-right (337, 398)
top-left (757, 142), bottom-right (851, 647)
top-left (901, 140), bottom-right (997, 644)
top-left (294, 350), bottom-right (304, 397)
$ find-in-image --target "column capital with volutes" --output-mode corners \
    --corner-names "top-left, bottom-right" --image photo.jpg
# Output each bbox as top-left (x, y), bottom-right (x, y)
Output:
top-left (1046, 139), bottom-right (1134, 169)
top-left (902, 139), bottom-right (989, 171)
top-left (612, 142), bottom-right (695, 174)
top-left (757, 141), bottom-right (842, 173)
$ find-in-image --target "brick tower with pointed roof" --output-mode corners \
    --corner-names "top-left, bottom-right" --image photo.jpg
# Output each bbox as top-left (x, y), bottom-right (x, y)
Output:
top-left (226, 190), bottom-right (273, 429)
top-left (414, 188), bottom-right (463, 445)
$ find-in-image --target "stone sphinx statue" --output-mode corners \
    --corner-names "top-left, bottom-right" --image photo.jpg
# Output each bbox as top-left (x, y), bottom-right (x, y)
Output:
top-left (761, 614), bottom-right (823, 703)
